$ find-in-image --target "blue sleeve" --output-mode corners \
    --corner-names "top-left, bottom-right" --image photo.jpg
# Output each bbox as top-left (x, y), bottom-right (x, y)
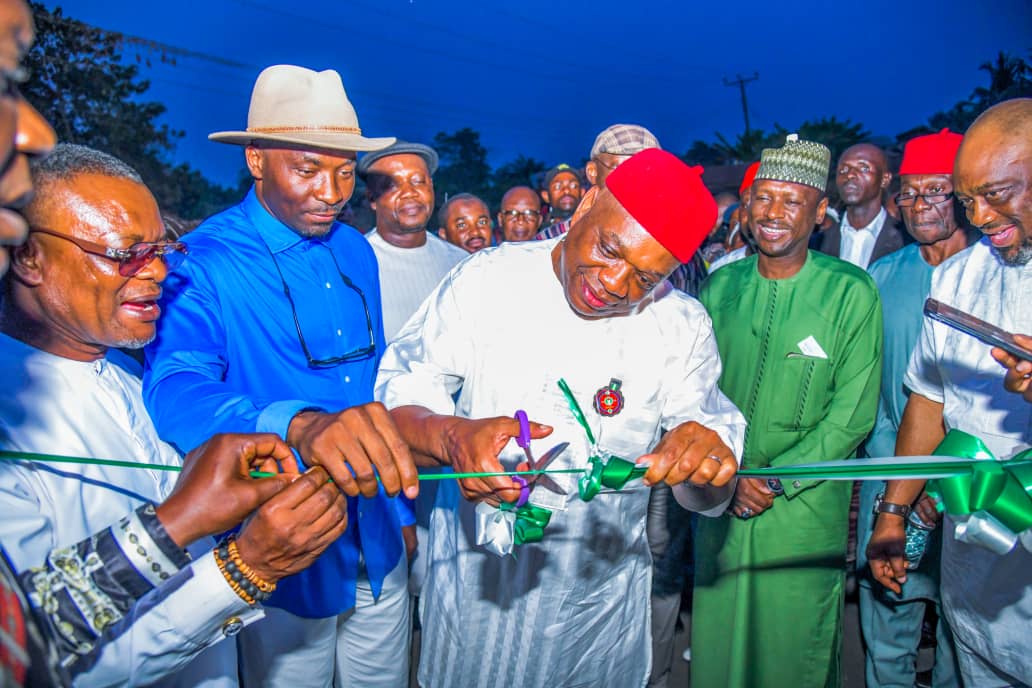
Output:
top-left (143, 256), bottom-right (321, 453)
top-left (395, 495), bottom-right (416, 527)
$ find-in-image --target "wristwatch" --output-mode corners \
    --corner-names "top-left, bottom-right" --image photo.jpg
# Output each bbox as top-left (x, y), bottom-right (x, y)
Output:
top-left (873, 493), bottom-right (911, 520)
top-left (766, 478), bottom-right (785, 496)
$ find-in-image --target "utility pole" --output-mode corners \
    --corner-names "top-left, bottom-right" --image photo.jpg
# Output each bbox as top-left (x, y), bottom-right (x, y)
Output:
top-left (723, 72), bottom-right (759, 135)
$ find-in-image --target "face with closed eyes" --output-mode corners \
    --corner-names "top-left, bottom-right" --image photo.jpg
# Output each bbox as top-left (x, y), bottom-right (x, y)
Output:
top-left (551, 189), bottom-right (678, 320)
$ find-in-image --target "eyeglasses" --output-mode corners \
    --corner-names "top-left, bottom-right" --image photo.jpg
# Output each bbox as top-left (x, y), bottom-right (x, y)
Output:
top-left (894, 191), bottom-right (954, 208)
top-left (500, 209), bottom-right (542, 223)
top-left (263, 243), bottom-right (376, 368)
top-left (31, 227), bottom-right (187, 277)
top-left (592, 155), bottom-right (630, 172)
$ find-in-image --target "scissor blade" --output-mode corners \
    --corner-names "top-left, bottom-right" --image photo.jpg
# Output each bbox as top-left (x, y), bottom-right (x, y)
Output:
top-left (535, 473), bottom-right (568, 496)
top-left (531, 442), bottom-right (570, 472)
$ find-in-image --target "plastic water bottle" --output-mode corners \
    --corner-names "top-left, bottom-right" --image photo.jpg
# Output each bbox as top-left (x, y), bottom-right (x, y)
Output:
top-left (904, 511), bottom-right (934, 569)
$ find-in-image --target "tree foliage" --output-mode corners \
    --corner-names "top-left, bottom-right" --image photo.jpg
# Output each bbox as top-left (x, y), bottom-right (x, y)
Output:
top-left (433, 127), bottom-right (492, 204)
top-left (23, 3), bottom-right (238, 220)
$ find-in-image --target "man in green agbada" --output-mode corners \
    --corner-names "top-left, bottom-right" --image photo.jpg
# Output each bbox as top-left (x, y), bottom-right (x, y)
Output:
top-left (692, 134), bottom-right (883, 688)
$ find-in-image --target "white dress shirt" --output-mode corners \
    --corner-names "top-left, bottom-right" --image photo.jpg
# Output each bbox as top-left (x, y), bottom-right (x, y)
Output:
top-left (0, 333), bottom-right (259, 686)
top-left (904, 238), bottom-right (1032, 682)
top-left (376, 239), bottom-right (745, 688)
top-left (840, 206), bottom-right (887, 269)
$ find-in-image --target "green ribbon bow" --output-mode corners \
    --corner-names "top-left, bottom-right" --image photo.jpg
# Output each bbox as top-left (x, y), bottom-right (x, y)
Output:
top-left (499, 502), bottom-right (553, 545)
top-left (930, 430), bottom-right (1032, 539)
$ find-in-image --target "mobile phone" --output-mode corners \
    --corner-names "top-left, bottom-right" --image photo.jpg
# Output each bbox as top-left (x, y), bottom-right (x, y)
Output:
top-left (923, 298), bottom-right (1032, 361)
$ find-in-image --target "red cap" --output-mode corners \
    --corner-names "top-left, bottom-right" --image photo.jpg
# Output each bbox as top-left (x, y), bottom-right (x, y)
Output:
top-left (739, 161), bottom-right (760, 195)
top-left (605, 148), bottom-right (717, 263)
top-left (899, 128), bottom-right (963, 176)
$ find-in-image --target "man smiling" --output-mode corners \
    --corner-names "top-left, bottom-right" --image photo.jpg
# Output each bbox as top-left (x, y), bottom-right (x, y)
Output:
top-left (693, 134), bottom-right (882, 688)
top-left (438, 192), bottom-right (492, 253)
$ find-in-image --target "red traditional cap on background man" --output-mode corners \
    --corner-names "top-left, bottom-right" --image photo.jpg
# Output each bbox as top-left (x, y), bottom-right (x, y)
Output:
top-left (605, 148), bottom-right (717, 263)
top-left (739, 161), bottom-right (760, 195)
top-left (899, 128), bottom-right (963, 176)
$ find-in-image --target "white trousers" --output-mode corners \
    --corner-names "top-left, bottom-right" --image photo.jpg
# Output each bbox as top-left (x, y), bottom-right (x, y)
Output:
top-left (237, 558), bottom-right (410, 687)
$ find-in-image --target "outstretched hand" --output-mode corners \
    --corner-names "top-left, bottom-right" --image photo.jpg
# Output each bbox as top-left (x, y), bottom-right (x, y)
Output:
top-left (991, 334), bottom-right (1032, 403)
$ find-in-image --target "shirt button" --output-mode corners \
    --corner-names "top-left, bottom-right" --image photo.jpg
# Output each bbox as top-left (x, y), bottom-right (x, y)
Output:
top-left (325, 282), bottom-right (332, 289)
top-left (337, 329), bottom-right (343, 336)
top-left (221, 617), bottom-right (244, 637)
top-left (792, 480), bottom-right (802, 489)
top-left (344, 376), bottom-right (351, 383)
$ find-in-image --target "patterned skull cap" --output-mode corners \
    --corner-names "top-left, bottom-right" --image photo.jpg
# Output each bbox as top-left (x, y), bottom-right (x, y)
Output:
top-left (590, 124), bottom-right (661, 158)
top-left (755, 133), bottom-right (831, 193)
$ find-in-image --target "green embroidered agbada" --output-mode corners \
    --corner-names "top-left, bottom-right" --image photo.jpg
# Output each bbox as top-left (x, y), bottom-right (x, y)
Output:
top-left (692, 251), bottom-right (882, 688)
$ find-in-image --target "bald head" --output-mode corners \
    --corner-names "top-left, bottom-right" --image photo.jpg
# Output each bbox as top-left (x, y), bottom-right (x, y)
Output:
top-left (954, 98), bottom-right (1032, 265)
top-left (498, 185), bottom-right (543, 242)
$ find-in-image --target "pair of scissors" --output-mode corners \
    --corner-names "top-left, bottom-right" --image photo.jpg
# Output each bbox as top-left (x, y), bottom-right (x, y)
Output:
top-left (512, 410), bottom-right (569, 507)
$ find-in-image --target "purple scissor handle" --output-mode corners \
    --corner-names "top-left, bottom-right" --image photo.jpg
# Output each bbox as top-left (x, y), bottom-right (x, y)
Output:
top-left (512, 410), bottom-right (569, 507)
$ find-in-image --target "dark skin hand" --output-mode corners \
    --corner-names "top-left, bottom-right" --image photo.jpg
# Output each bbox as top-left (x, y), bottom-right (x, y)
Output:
top-left (287, 402), bottom-right (419, 500)
top-left (236, 465), bottom-right (350, 583)
top-left (991, 334), bottom-right (1032, 403)
top-left (731, 478), bottom-right (774, 518)
top-left (155, 433), bottom-right (299, 548)
top-left (639, 421), bottom-right (737, 488)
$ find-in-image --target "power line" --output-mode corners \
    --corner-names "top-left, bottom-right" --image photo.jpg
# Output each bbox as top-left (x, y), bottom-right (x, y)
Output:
top-left (723, 72), bottom-right (759, 135)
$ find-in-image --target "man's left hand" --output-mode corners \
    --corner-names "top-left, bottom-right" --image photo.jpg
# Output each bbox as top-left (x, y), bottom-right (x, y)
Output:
top-left (991, 334), bottom-right (1032, 403)
top-left (637, 421), bottom-right (737, 488)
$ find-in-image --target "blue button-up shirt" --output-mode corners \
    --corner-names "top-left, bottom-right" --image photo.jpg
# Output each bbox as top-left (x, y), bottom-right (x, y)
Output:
top-left (143, 188), bottom-right (401, 618)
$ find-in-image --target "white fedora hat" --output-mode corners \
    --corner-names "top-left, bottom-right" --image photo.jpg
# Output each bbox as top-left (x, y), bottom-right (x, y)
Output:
top-left (209, 65), bottom-right (395, 153)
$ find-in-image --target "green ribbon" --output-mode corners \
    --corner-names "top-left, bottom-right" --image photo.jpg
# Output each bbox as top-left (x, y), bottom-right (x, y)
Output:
top-left (929, 430), bottom-right (1032, 536)
top-left (499, 502), bottom-right (553, 545)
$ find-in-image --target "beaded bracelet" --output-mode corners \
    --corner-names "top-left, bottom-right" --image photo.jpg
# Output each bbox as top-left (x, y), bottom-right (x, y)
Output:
top-left (214, 537), bottom-right (276, 605)
top-left (227, 538), bottom-right (276, 594)
top-left (213, 544), bottom-right (256, 606)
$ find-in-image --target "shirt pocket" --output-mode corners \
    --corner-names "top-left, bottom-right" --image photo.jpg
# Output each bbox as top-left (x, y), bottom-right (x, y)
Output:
top-left (767, 356), bottom-right (831, 432)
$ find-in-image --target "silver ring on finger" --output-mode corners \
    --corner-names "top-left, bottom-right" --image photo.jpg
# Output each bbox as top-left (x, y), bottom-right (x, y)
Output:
top-left (740, 507), bottom-right (753, 519)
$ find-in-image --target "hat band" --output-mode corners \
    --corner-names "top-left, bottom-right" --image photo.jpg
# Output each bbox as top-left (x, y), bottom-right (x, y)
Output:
top-left (247, 125), bottom-right (363, 135)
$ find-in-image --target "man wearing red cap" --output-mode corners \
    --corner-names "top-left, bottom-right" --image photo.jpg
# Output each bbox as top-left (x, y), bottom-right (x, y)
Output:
top-left (868, 99), bottom-right (1032, 687)
top-left (375, 149), bottom-right (746, 687)
top-left (692, 134), bottom-right (883, 688)
top-left (856, 129), bottom-right (971, 688)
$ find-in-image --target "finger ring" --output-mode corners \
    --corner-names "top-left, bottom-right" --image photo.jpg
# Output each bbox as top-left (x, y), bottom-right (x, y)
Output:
top-left (706, 453), bottom-right (722, 464)
top-left (740, 507), bottom-right (753, 519)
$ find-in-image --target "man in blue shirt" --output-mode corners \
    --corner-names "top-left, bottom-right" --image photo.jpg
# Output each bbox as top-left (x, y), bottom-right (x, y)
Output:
top-left (858, 129), bottom-right (973, 688)
top-left (144, 65), bottom-right (419, 687)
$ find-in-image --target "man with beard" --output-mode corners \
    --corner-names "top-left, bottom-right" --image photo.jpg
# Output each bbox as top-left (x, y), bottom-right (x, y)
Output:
top-left (438, 192), bottom-right (492, 253)
top-left (539, 163), bottom-right (583, 227)
top-left (821, 143), bottom-right (907, 268)
top-left (497, 185), bottom-right (543, 242)
top-left (360, 141), bottom-right (466, 341)
top-left (693, 134), bottom-right (882, 688)
top-left (868, 98), bottom-right (1032, 687)
top-left (856, 129), bottom-right (971, 688)
top-left (377, 149), bottom-right (745, 687)
top-left (144, 66), bottom-right (420, 687)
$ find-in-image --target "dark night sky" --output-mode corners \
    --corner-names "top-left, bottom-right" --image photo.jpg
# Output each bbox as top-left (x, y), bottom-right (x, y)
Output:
top-left (44, 0), bottom-right (1032, 188)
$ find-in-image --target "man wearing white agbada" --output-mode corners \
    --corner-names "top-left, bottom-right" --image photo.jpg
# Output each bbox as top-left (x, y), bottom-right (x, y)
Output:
top-left (376, 149), bottom-right (746, 687)
top-left (867, 98), bottom-right (1032, 686)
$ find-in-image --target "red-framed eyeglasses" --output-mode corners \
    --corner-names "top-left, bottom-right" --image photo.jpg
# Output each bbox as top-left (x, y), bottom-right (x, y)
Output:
top-left (31, 227), bottom-right (187, 277)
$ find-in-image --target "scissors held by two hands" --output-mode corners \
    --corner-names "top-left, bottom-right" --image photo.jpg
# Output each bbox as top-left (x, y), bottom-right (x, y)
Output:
top-left (512, 409), bottom-right (569, 507)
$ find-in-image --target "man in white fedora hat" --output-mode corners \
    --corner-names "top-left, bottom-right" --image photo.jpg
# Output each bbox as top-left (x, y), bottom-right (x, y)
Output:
top-left (144, 65), bottom-right (421, 687)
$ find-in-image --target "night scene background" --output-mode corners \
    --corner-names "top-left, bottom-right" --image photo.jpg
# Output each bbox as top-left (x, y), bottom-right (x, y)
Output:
top-left (28, 0), bottom-right (1032, 222)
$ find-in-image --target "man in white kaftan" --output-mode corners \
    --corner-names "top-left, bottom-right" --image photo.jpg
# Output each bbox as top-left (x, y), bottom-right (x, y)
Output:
top-left (867, 99), bottom-right (1032, 687)
top-left (376, 150), bottom-right (746, 688)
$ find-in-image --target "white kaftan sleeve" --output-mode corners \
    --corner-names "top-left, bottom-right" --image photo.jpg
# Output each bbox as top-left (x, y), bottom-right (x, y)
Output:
top-left (903, 314), bottom-right (945, 404)
top-left (658, 305), bottom-right (747, 516)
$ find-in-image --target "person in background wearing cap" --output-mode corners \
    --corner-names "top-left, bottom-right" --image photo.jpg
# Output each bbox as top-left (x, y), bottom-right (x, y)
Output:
top-left (708, 161), bottom-right (760, 272)
top-left (375, 148), bottom-right (745, 687)
top-left (438, 192), bottom-right (493, 254)
top-left (820, 143), bottom-right (907, 269)
top-left (359, 140), bottom-right (467, 341)
top-left (855, 129), bottom-right (972, 688)
top-left (144, 65), bottom-right (420, 688)
top-left (536, 124), bottom-right (660, 242)
top-left (534, 163), bottom-right (584, 238)
top-left (692, 134), bottom-right (882, 688)
top-left (497, 185), bottom-right (543, 242)
top-left (868, 99), bottom-right (1032, 687)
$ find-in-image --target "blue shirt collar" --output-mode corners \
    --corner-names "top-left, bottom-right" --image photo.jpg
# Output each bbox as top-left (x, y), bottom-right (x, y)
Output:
top-left (242, 187), bottom-right (337, 254)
